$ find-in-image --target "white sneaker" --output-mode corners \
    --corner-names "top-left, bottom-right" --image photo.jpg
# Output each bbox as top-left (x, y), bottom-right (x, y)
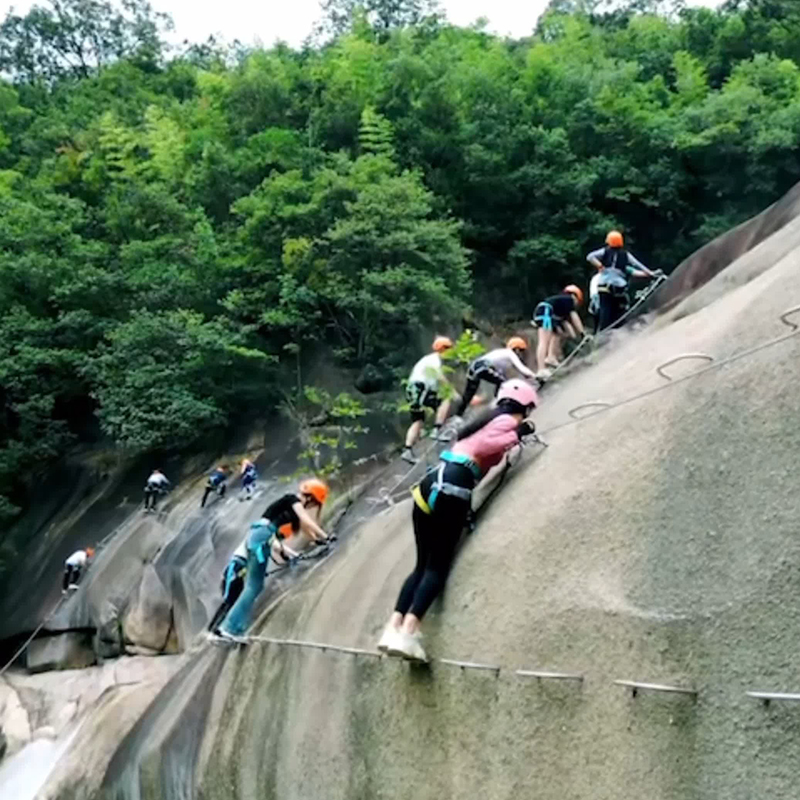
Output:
top-left (377, 624), bottom-right (403, 654)
top-left (387, 630), bottom-right (428, 663)
top-left (216, 629), bottom-right (249, 646)
top-left (401, 447), bottom-right (418, 465)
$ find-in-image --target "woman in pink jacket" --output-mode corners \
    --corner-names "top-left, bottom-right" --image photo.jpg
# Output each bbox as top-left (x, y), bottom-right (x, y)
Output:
top-left (378, 379), bottom-right (538, 662)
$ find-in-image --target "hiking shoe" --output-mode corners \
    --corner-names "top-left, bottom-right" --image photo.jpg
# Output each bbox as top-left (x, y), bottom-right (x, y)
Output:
top-left (401, 447), bottom-right (418, 465)
top-left (436, 426), bottom-right (456, 443)
top-left (216, 630), bottom-right (249, 646)
top-left (377, 624), bottom-right (403, 654)
top-left (387, 630), bottom-right (428, 663)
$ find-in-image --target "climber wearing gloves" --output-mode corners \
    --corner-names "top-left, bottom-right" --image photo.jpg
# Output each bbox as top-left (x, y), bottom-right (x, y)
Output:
top-left (532, 285), bottom-right (586, 376)
top-left (455, 337), bottom-right (536, 418)
top-left (207, 540), bottom-right (248, 634)
top-left (378, 380), bottom-right (538, 663)
top-left (402, 336), bottom-right (456, 465)
top-left (62, 547), bottom-right (95, 593)
top-left (143, 469), bottom-right (170, 512)
top-left (201, 465), bottom-right (231, 508)
top-left (240, 458), bottom-right (258, 501)
top-left (213, 479), bottom-right (331, 644)
top-left (586, 230), bottom-right (659, 331)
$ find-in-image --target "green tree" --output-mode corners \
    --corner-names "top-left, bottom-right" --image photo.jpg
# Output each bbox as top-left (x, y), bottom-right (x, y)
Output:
top-left (0, 0), bottom-right (173, 83)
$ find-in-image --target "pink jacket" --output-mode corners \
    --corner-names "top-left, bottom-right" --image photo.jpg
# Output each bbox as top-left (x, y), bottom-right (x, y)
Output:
top-left (451, 414), bottom-right (520, 474)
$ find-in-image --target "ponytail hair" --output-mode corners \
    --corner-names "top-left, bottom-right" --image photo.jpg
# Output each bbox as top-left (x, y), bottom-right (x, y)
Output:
top-left (455, 406), bottom-right (504, 441)
top-left (455, 398), bottom-right (528, 442)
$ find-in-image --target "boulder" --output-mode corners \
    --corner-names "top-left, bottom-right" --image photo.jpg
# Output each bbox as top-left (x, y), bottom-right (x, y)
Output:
top-left (122, 566), bottom-right (173, 653)
top-left (26, 633), bottom-right (95, 673)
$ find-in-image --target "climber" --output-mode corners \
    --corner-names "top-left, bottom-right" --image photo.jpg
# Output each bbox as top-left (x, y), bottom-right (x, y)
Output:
top-left (378, 380), bottom-right (538, 662)
top-left (586, 230), bottom-right (659, 331)
top-left (240, 458), bottom-right (258, 501)
top-left (455, 337), bottom-right (536, 417)
top-left (532, 285), bottom-right (586, 375)
top-left (207, 540), bottom-right (248, 634)
top-left (143, 469), bottom-right (170, 512)
top-left (401, 336), bottom-right (456, 465)
top-left (201, 464), bottom-right (231, 508)
top-left (62, 547), bottom-right (95, 594)
top-left (213, 479), bottom-right (331, 644)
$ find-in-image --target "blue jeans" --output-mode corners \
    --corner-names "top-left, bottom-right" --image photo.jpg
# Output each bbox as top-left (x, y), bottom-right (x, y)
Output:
top-left (220, 521), bottom-right (275, 636)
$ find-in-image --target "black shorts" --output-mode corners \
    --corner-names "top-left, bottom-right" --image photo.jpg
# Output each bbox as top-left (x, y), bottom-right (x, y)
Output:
top-left (406, 381), bottom-right (441, 422)
top-left (466, 359), bottom-right (505, 385)
top-left (532, 303), bottom-right (566, 333)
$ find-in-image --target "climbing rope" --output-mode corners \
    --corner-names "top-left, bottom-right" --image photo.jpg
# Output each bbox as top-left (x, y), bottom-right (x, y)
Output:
top-left (539, 304), bottom-right (800, 437)
top-left (0, 594), bottom-right (69, 677)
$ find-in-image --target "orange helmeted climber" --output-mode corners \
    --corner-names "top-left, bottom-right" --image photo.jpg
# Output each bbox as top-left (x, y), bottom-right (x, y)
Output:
top-left (401, 336), bottom-right (456, 464)
top-left (454, 335), bottom-right (537, 418)
top-left (211, 479), bottom-right (331, 644)
top-left (531, 285), bottom-right (587, 376)
top-left (586, 230), bottom-right (659, 331)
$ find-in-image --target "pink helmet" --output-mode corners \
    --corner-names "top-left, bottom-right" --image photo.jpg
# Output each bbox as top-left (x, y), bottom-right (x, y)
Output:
top-left (497, 379), bottom-right (539, 411)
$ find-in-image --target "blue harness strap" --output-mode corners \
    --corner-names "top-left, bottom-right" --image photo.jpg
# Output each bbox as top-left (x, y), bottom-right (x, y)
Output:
top-left (426, 451), bottom-right (480, 511)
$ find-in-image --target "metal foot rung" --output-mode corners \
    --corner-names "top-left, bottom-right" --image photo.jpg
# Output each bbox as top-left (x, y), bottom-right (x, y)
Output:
top-left (614, 679), bottom-right (697, 698)
top-left (516, 670), bottom-right (584, 682)
top-left (747, 691), bottom-right (800, 706)
top-left (437, 658), bottom-right (501, 675)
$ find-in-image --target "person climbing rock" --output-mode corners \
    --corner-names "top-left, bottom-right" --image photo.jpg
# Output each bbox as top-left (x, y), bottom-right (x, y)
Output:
top-left (586, 230), bottom-right (659, 331)
top-left (201, 465), bottom-right (231, 508)
top-left (207, 540), bottom-right (248, 635)
top-left (62, 547), bottom-right (95, 594)
top-left (378, 380), bottom-right (538, 662)
top-left (455, 337), bottom-right (536, 417)
top-left (532, 285), bottom-right (586, 376)
top-left (143, 469), bottom-right (170, 512)
top-left (402, 336), bottom-right (455, 465)
top-left (213, 479), bottom-right (331, 644)
top-left (240, 458), bottom-right (258, 501)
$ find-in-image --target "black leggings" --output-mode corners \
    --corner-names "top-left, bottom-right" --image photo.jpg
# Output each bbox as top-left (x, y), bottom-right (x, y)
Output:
top-left (598, 291), bottom-right (628, 331)
top-left (202, 482), bottom-right (226, 508)
top-left (395, 496), bottom-right (471, 620)
top-left (144, 486), bottom-right (160, 510)
top-left (62, 564), bottom-right (81, 590)
top-left (456, 364), bottom-right (504, 417)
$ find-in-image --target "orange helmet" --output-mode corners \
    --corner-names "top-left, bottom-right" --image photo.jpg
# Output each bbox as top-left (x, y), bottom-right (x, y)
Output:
top-left (606, 230), bottom-right (624, 248)
top-left (564, 285), bottom-right (584, 306)
top-left (506, 336), bottom-right (528, 352)
top-left (86, 547), bottom-right (96, 558)
top-left (299, 478), bottom-right (329, 506)
top-left (432, 336), bottom-right (453, 352)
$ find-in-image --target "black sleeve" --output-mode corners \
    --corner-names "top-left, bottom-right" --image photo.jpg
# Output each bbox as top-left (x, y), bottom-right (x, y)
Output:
top-left (262, 494), bottom-right (301, 530)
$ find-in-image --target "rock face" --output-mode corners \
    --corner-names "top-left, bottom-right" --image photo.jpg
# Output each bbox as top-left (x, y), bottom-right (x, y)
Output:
top-left (86, 181), bottom-right (800, 800)
top-left (26, 633), bottom-right (96, 673)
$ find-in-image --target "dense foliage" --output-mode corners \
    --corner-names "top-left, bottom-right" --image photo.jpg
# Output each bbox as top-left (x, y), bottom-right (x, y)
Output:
top-left (1, 0), bottom-right (800, 522)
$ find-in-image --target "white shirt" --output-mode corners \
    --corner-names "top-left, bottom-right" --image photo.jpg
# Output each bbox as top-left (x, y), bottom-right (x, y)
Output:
top-left (232, 540), bottom-right (247, 560)
top-left (590, 273), bottom-right (601, 300)
top-left (66, 550), bottom-right (88, 568)
top-left (147, 471), bottom-right (169, 488)
top-left (409, 352), bottom-right (444, 390)
top-left (481, 348), bottom-right (536, 380)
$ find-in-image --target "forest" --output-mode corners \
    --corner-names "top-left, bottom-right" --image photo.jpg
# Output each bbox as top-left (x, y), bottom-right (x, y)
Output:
top-left (1, 0), bottom-right (800, 525)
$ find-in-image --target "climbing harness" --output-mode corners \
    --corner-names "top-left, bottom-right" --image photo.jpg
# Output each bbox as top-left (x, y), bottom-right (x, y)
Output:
top-left (421, 451), bottom-right (481, 512)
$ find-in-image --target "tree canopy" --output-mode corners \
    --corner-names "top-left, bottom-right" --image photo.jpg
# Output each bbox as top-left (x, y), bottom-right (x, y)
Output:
top-left (2, 0), bottom-right (800, 525)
